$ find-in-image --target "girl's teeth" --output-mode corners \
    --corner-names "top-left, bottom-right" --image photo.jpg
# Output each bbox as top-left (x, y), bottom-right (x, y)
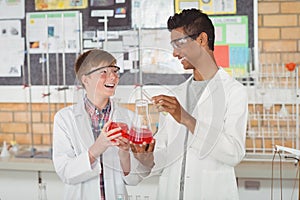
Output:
top-left (105, 83), bottom-right (114, 87)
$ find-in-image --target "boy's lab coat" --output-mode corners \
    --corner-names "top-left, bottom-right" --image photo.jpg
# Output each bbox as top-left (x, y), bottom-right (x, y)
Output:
top-left (153, 68), bottom-right (248, 200)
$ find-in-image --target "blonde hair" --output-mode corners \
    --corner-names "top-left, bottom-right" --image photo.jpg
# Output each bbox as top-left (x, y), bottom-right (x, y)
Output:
top-left (74, 49), bottom-right (116, 86)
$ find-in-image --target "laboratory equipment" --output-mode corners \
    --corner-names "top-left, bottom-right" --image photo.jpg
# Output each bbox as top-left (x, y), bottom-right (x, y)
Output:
top-left (129, 99), bottom-right (153, 144)
top-left (246, 62), bottom-right (299, 156)
top-left (38, 183), bottom-right (48, 200)
top-left (108, 98), bottom-right (129, 139)
top-left (0, 141), bottom-right (9, 158)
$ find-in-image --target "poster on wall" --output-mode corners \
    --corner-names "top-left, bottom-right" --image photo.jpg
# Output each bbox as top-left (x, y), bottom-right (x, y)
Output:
top-left (0, 20), bottom-right (21, 38)
top-left (0, 20), bottom-right (24, 77)
top-left (35, 0), bottom-right (88, 10)
top-left (174, 0), bottom-right (236, 15)
top-left (0, 38), bottom-right (24, 77)
top-left (0, 0), bottom-right (25, 19)
top-left (132, 0), bottom-right (174, 28)
top-left (26, 11), bottom-right (81, 54)
top-left (212, 16), bottom-right (249, 77)
top-left (89, 0), bottom-right (131, 30)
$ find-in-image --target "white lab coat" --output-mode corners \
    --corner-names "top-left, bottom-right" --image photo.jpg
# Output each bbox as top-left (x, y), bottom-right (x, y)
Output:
top-left (152, 68), bottom-right (248, 200)
top-left (52, 98), bottom-right (144, 200)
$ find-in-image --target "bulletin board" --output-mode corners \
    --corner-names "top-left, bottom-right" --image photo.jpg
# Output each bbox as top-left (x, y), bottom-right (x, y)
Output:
top-left (212, 15), bottom-right (249, 76)
top-left (0, 0), bottom-right (255, 86)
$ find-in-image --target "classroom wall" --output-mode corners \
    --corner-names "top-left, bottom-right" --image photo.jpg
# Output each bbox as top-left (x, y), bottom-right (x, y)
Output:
top-left (258, 0), bottom-right (300, 64)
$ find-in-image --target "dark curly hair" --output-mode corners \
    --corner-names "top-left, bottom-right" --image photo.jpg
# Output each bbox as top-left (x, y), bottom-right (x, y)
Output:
top-left (167, 9), bottom-right (215, 51)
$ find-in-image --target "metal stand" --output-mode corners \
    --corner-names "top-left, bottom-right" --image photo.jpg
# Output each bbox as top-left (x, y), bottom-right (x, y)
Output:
top-left (275, 145), bottom-right (300, 200)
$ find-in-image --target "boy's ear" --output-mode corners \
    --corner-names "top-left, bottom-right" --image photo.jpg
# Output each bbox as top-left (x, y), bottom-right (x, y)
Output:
top-left (197, 32), bottom-right (209, 46)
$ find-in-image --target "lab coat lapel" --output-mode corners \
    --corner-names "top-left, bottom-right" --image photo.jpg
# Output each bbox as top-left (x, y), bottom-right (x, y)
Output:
top-left (191, 69), bottom-right (225, 116)
top-left (73, 100), bottom-right (95, 148)
top-left (175, 77), bottom-right (190, 110)
top-left (176, 73), bottom-right (219, 114)
top-left (197, 73), bottom-right (219, 106)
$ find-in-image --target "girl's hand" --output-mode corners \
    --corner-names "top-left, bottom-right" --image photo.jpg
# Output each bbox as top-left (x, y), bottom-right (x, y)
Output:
top-left (89, 121), bottom-right (122, 160)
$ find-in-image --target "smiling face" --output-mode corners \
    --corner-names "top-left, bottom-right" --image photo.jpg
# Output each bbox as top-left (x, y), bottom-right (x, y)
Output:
top-left (82, 61), bottom-right (120, 104)
top-left (170, 27), bottom-right (218, 80)
top-left (170, 27), bottom-right (202, 70)
top-left (167, 9), bottom-right (217, 80)
top-left (75, 49), bottom-right (119, 107)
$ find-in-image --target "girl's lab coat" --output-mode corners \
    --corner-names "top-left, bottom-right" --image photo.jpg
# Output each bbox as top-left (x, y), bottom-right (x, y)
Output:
top-left (53, 98), bottom-right (143, 200)
top-left (152, 68), bottom-right (248, 200)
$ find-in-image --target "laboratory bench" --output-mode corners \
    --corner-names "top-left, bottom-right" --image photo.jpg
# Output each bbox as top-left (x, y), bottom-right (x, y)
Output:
top-left (0, 155), bottom-right (299, 200)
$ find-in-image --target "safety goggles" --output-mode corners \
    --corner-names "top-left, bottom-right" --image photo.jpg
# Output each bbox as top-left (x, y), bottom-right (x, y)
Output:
top-left (85, 65), bottom-right (121, 78)
top-left (170, 34), bottom-right (199, 49)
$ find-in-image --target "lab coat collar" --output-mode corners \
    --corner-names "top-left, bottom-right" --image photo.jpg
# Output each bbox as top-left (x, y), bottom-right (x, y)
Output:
top-left (176, 67), bottom-right (225, 108)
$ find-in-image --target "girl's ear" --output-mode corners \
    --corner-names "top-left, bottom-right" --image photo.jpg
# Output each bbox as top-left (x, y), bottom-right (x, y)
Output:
top-left (81, 75), bottom-right (88, 87)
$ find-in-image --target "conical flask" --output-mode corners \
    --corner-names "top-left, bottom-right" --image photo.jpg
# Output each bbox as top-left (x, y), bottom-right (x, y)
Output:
top-left (129, 99), bottom-right (153, 144)
top-left (108, 98), bottom-right (129, 139)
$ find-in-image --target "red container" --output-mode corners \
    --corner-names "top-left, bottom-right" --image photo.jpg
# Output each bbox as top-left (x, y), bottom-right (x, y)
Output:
top-left (108, 122), bottom-right (129, 140)
top-left (129, 127), bottom-right (153, 144)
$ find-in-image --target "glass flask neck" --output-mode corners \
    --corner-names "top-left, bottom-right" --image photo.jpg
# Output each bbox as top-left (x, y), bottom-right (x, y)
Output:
top-left (135, 99), bottom-right (149, 116)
